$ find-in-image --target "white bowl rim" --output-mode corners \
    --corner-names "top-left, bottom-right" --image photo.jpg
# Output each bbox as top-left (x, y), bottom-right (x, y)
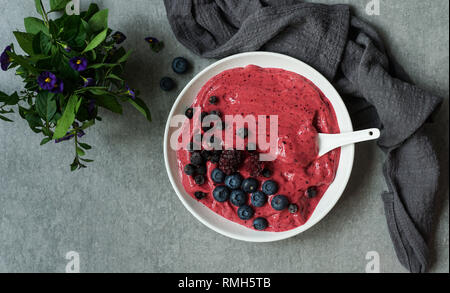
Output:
top-left (163, 51), bottom-right (354, 242)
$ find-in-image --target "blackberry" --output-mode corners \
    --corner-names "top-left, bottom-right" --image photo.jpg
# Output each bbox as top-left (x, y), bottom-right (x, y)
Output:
top-left (194, 191), bottom-right (207, 200)
top-left (210, 154), bottom-right (221, 164)
top-left (245, 153), bottom-right (264, 177)
top-left (218, 150), bottom-right (244, 175)
top-left (200, 150), bottom-right (212, 161)
top-left (190, 152), bottom-right (204, 166)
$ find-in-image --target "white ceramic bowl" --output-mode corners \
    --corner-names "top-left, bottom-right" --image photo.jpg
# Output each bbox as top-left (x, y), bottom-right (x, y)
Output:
top-left (164, 52), bottom-right (354, 242)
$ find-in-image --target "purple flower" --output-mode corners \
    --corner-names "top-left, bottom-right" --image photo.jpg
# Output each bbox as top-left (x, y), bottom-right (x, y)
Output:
top-left (82, 77), bottom-right (95, 87)
top-left (125, 84), bottom-right (136, 100)
top-left (69, 57), bottom-right (88, 72)
top-left (77, 130), bottom-right (85, 138)
top-left (55, 132), bottom-right (75, 143)
top-left (50, 79), bottom-right (64, 94)
top-left (145, 37), bottom-right (159, 44)
top-left (112, 31), bottom-right (127, 44)
top-left (1, 46), bottom-right (12, 71)
top-left (37, 72), bottom-right (57, 91)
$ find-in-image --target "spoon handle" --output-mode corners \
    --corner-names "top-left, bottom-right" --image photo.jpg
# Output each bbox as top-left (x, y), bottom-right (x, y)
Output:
top-left (318, 128), bottom-right (381, 157)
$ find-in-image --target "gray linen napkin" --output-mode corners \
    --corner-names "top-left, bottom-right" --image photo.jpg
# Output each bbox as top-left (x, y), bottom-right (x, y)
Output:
top-left (164, 0), bottom-right (443, 273)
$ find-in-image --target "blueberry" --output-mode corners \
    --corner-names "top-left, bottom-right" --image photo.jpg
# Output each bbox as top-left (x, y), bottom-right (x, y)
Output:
top-left (307, 186), bottom-right (318, 198)
top-left (237, 205), bottom-right (254, 220)
top-left (196, 165), bottom-right (207, 176)
top-left (271, 195), bottom-right (289, 211)
top-left (172, 57), bottom-right (189, 74)
top-left (241, 178), bottom-right (259, 193)
top-left (160, 77), bottom-right (175, 91)
top-left (213, 186), bottom-right (230, 202)
top-left (185, 108), bottom-right (194, 119)
top-left (288, 204), bottom-right (298, 214)
top-left (262, 180), bottom-right (278, 195)
top-left (194, 175), bottom-right (205, 185)
top-left (194, 191), bottom-right (206, 200)
top-left (225, 173), bottom-right (243, 190)
top-left (184, 164), bottom-right (196, 176)
top-left (209, 96), bottom-right (219, 104)
top-left (230, 190), bottom-right (247, 207)
top-left (253, 217), bottom-right (268, 231)
top-left (211, 168), bottom-right (225, 183)
top-left (237, 128), bottom-right (249, 138)
top-left (190, 152), bottom-right (204, 166)
top-left (251, 191), bottom-right (267, 207)
top-left (262, 168), bottom-right (272, 178)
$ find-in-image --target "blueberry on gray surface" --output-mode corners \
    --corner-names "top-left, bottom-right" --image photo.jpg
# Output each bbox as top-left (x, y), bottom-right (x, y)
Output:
top-left (307, 186), bottom-right (318, 198)
top-left (237, 127), bottom-right (249, 138)
top-left (211, 168), bottom-right (226, 183)
top-left (190, 152), bottom-right (204, 166)
top-left (194, 191), bottom-right (207, 200)
top-left (271, 195), bottom-right (289, 211)
top-left (172, 57), bottom-right (189, 74)
top-left (185, 107), bottom-right (194, 119)
top-left (262, 180), bottom-right (278, 195)
top-left (209, 96), bottom-right (218, 104)
top-left (237, 205), bottom-right (254, 220)
top-left (241, 178), bottom-right (259, 193)
top-left (160, 77), bottom-right (175, 91)
top-left (184, 164), bottom-right (196, 176)
top-left (230, 190), bottom-right (247, 207)
top-left (253, 217), bottom-right (268, 231)
top-left (194, 175), bottom-right (205, 185)
top-left (225, 173), bottom-right (243, 190)
top-left (251, 191), bottom-right (267, 207)
top-left (288, 204), bottom-right (298, 214)
top-left (213, 186), bottom-right (231, 202)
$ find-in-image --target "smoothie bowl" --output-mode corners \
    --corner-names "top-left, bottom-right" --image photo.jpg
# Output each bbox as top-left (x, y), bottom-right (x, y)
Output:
top-left (164, 52), bottom-right (354, 242)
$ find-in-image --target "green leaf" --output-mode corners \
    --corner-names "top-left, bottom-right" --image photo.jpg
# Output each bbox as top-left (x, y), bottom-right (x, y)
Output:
top-left (7, 52), bottom-right (37, 74)
top-left (106, 74), bottom-right (123, 81)
top-left (117, 49), bottom-right (133, 63)
top-left (40, 137), bottom-right (52, 145)
top-left (129, 98), bottom-right (152, 122)
top-left (24, 17), bottom-right (49, 35)
top-left (0, 114), bottom-right (13, 122)
top-left (36, 91), bottom-right (57, 121)
top-left (49, 0), bottom-right (70, 12)
top-left (33, 31), bottom-right (52, 55)
top-left (95, 95), bottom-right (123, 114)
top-left (13, 32), bottom-right (35, 55)
top-left (76, 147), bottom-right (86, 156)
top-left (82, 3), bottom-right (100, 21)
top-left (34, 0), bottom-right (44, 17)
top-left (82, 29), bottom-right (108, 53)
top-left (88, 9), bottom-right (108, 33)
top-left (78, 142), bottom-right (92, 150)
top-left (80, 158), bottom-right (94, 163)
top-left (53, 95), bottom-right (79, 139)
top-left (0, 91), bottom-right (19, 105)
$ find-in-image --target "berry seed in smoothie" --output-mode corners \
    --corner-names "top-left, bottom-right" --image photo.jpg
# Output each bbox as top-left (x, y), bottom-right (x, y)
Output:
top-left (176, 65), bottom-right (340, 232)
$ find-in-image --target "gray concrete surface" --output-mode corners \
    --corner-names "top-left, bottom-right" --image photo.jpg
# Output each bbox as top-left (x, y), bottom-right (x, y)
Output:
top-left (0, 0), bottom-right (448, 273)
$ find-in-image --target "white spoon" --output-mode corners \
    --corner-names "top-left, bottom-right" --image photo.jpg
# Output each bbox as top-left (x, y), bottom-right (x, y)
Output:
top-left (318, 128), bottom-right (381, 157)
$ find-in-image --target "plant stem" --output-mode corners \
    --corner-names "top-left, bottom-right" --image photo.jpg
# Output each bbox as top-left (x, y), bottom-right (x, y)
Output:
top-left (39, 0), bottom-right (50, 26)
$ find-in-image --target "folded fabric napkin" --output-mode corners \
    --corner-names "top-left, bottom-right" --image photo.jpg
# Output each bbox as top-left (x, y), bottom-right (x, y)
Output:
top-left (164, 0), bottom-right (443, 273)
